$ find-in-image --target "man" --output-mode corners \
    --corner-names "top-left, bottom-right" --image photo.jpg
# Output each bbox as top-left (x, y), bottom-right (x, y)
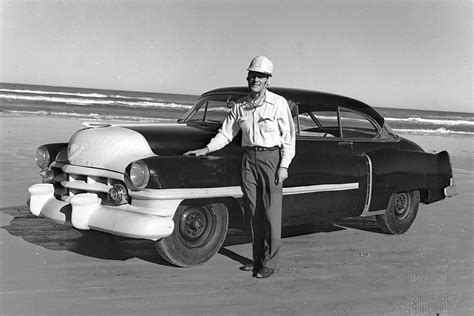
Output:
top-left (184, 56), bottom-right (296, 278)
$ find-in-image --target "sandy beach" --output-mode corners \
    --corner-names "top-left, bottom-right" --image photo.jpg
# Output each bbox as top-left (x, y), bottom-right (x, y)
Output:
top-left (1, 115), bottom-right (472, 315)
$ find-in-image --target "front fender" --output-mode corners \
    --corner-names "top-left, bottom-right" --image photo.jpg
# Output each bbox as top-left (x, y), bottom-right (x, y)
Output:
top-left (130, 154), bottom-right (242, 190)
top-left (126, 155), bottom-right (246, 230)
top-left (39, 143), bottom-right (69, 166)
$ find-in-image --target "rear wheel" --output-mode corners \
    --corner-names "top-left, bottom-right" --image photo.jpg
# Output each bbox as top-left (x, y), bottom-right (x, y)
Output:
top-left (376, 191), bottom-right (420, 234)
top-left (155, 202), bottom-right (229, 267)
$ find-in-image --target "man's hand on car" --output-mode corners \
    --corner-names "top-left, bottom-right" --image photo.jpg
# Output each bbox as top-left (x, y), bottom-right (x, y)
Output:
top-left (183, 147), bottom-right (210, 157)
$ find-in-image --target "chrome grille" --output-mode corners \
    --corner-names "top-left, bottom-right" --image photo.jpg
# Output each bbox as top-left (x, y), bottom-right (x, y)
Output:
top-left (49, 162), bottom-right (125, 204)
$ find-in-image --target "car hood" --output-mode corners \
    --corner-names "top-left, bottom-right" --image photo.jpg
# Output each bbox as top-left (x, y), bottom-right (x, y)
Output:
top-left (67, 123), bottom-right (218, 171)
top-left (124, 123), bottom-right (219, 156)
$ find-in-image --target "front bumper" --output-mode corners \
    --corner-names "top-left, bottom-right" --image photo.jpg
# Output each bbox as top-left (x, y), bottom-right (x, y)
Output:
top-left (28, 183), bottom-right (174, 240)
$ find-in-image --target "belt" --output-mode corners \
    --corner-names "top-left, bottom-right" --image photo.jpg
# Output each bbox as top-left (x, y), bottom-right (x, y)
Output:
top-left (244, 146), bottom-right (280, 152)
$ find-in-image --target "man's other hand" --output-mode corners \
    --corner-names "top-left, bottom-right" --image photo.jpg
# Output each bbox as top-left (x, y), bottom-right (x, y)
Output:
top-left (275, 167), bottom-right (288, 185)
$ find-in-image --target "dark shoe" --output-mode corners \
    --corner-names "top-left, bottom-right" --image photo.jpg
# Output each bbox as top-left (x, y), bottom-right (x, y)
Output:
top-left (239, 262), bottom-right (255, 272)
top-left (255, 267), bottom-right (274, 279)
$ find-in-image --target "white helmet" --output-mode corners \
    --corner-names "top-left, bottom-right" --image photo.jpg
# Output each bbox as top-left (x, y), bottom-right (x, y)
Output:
top-left (247, 56), bottom-right (273, 76)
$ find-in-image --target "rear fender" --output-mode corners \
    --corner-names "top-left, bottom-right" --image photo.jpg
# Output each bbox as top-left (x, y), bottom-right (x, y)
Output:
top-left (367, 150), bottom-right (453, 209)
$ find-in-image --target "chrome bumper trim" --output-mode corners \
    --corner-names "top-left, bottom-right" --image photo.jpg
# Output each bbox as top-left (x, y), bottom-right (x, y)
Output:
top-left (28, 183), bottom-right (174, 241)
top-left (444, 177), bottom-right (458, 198)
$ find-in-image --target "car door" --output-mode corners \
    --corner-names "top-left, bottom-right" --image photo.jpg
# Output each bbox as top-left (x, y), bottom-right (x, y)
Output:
top-left (283, 105), bottom-right (369, 226)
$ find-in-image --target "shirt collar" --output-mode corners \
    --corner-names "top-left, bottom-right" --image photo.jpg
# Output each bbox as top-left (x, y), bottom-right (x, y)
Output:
top-left (245, 89), bottom-right (276, 107)
top-left (263, 90), bottom-right (277, 105)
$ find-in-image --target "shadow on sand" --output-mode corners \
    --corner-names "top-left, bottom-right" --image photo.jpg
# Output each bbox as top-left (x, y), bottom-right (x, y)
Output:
top-left (1, 205), bottom-right (384, 267)
top-left (1, 205), bottom-right (174, 266)
top-left (220, 218), bottom-right (384, 265)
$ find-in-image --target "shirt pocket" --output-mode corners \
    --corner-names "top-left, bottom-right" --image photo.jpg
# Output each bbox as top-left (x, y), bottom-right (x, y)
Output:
top-left (258, 114), bottom-right (278, 133)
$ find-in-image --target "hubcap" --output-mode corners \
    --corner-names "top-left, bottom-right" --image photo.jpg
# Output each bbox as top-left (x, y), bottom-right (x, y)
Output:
top-left (394, 193), bottom-right (411, 220)
top-left (179, 206), bottom-right (214, 247)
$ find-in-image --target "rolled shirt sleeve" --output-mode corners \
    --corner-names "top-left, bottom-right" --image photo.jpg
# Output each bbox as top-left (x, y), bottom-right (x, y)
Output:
top-left (206, 104), bottom-right (240, 152)
top-left (276, 98), bottom-right (296, 168)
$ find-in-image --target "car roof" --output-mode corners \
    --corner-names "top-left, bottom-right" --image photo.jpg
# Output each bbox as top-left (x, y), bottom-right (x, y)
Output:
top-left (201, 86), bottom-right (385, 126)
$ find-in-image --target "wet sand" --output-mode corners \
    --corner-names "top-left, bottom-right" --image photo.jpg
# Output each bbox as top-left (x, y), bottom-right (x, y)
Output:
top-left (0, 116), bottom-right (472, 315)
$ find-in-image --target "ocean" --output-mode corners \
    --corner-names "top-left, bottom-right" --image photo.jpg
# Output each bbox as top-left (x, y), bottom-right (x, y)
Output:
top-left (1, 82), bottom-right (473, 137)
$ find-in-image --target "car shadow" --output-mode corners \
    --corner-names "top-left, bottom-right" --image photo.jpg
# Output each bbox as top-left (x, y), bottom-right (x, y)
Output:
top-left (220, 223), bottom-right (347, 265)
top-left (333, 216), bottom-right (385, 234)
top-left (220, 219), bottom-right (385, 265)
top-left (0, 205), bottom-right (174, 267)
top-left (1, 206), bottom-right (385, 267)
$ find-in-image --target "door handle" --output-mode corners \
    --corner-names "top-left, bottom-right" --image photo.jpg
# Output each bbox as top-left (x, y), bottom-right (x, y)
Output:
top-left (338, 141), bottom-right (353, 145)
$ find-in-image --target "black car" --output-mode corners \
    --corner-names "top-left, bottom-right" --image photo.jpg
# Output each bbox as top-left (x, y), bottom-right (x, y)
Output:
top-left (28, 87), bottom-right (457, 267)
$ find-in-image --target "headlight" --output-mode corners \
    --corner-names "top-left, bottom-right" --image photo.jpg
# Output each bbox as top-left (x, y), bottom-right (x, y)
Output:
top-left (35, 145), bottom-right (51, 169)
top-left (129, 160), bottom-right (150, 190)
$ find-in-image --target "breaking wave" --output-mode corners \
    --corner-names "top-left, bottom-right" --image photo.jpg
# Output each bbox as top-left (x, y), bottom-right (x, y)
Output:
top-left (2, 110), bottom-right (177, 123)
top-left (393, 127), bottom-right (474, 136)
top-left (386, 116), bottom-right (474, 127)
top-left (1, 83), bottom-right (472, 137)
top-left (0, 92), bottom-right (193, 110)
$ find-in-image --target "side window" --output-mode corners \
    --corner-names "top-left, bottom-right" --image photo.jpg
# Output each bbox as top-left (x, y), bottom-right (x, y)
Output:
top-left (313, 111), bottom-right (338, 128)
top-left (340, 109), bottom-right (379, 138)
top-left (297, 110), bottom-right (338, 137)
top-left (297, 113), bottom-right (316, 131)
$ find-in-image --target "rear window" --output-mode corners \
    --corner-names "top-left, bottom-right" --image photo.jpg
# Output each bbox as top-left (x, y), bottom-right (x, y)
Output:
top-left (340, 110), bottom-right (379, 138)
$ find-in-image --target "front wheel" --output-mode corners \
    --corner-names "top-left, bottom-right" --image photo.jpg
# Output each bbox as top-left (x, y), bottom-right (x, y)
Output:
top-left (155, 202), bottom-right (229, 267)
top-left (376, 191), bottom-right (420, 234)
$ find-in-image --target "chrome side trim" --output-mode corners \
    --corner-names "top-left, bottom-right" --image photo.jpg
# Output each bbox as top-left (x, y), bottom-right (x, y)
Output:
top-left (360, 154), bottom-right (383, 217)
top-left (131, 186), bottom-right (243, 200)
top-left (284, 183), bottom-right (358, 195)
top-left (130, 182), bottom-right (359, 200)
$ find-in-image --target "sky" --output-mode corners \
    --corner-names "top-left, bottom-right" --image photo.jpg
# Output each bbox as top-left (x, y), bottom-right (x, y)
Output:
top-left (0, 0), bottom-right (472, 112)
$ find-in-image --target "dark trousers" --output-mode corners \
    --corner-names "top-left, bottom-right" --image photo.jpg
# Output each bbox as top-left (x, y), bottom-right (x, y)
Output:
top-left (241, 149), bottom-right (282, 270)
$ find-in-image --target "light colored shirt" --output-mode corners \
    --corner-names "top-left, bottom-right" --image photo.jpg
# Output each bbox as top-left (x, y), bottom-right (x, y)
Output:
top-left (206, 89), bottom-right (296, 168)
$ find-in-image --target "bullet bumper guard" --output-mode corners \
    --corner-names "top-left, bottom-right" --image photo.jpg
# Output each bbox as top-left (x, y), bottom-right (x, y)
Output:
top-left (27, 183), bottom-right (174, 240)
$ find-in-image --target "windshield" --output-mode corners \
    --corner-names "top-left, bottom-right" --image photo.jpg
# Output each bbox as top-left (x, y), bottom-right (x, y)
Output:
top-left (180, 93), bottom-right (246, 123)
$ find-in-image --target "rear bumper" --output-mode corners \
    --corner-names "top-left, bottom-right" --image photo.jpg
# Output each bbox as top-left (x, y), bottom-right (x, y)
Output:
top-left (444, 177), bottom-right (458, 198)
top-left (28, 183), bottom-right (174, 240)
